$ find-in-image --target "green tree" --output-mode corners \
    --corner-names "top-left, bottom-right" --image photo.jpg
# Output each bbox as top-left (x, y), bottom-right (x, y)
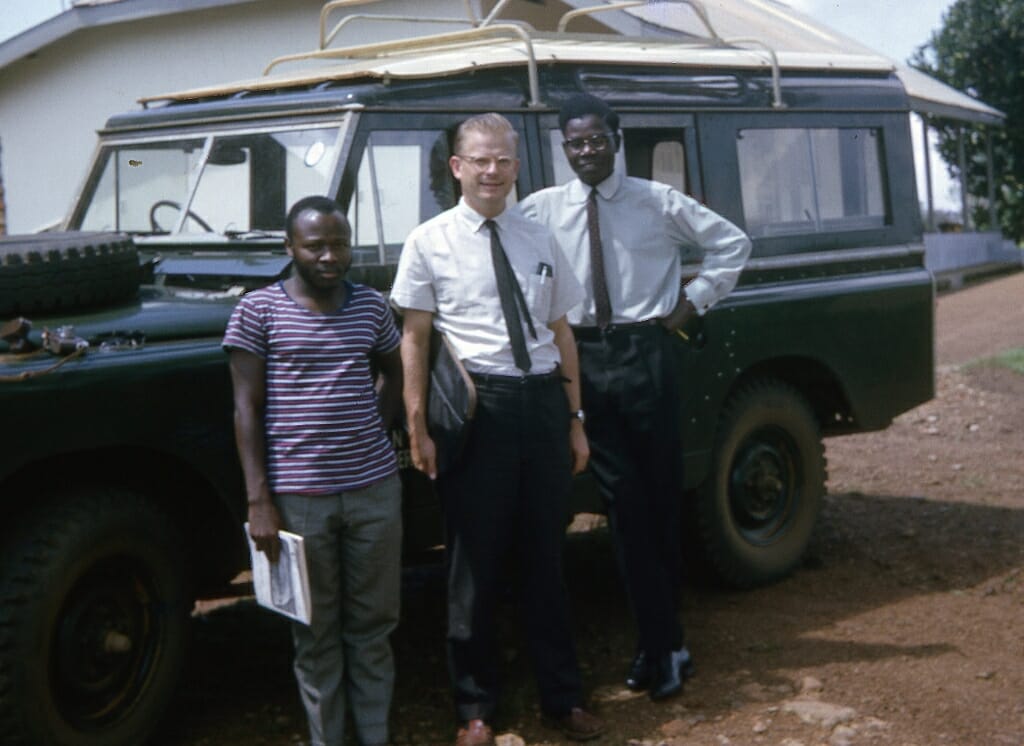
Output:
top-left (911, 0), bottom-right (1024, 241)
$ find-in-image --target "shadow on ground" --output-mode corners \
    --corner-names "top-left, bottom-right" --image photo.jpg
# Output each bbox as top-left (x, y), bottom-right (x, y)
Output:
top-left (155, 490), bottom-right (1024, 745)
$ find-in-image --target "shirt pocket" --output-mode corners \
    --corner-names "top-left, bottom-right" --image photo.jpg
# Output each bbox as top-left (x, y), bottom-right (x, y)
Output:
top-left (525, 271), bottom-right (554, 324)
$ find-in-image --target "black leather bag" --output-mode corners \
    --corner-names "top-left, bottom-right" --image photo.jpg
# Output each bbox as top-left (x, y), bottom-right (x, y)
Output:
top-left (427, 329), bottom-right (477, 475)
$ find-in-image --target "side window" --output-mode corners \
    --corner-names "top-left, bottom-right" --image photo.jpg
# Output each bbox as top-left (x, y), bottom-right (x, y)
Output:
top-left (347, 130), bottom-right (455, 265)
top-left (738, 128), bottom-right (886, 238)
top-left (624, 129), bottom-right (688, 193)
top-left (651, 142), bottom-right (686, 193)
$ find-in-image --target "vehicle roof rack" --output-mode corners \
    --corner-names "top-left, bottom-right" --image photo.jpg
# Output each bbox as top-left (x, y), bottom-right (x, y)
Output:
top-left (261, 0), bottom-right (786, 109)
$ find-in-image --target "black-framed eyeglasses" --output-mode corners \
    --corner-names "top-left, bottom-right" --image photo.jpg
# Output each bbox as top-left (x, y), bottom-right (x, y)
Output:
top-left (562, 134), bottom-right (614, 153)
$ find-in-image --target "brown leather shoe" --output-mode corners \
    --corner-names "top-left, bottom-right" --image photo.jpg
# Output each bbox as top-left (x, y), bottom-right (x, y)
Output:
top-left (543, 706), bottom-right (606, 741)
top-left (455, 718), bottom-right (495, 746)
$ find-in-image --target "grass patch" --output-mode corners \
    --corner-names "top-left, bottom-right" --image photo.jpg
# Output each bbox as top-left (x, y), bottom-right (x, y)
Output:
top-left (967, 347), bottom-right (1024, 375)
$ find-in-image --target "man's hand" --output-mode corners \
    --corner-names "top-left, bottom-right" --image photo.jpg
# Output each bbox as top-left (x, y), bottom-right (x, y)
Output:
top-left (248, 499), bottom-right (282, 564)
top-left (410, 429), bottom-right (438, 481)
top-left (660, 295), bottom-right (698, 333)
top-left (569, 419), bottom-right (590, 475)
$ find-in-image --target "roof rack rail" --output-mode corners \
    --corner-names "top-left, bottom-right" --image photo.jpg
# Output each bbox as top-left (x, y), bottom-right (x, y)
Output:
top-left (558, 0), bottom-right (783, 108)
top-left (261, 0), bottom-right (785, 110)
top-left (264, 23), bottom-right (545, 107)
top-left (318, 0), bottom-right (477, 49)
top-left (719, 38), bottom-right (784, 108)
top-left (557, 0), bottom-right (720, 41)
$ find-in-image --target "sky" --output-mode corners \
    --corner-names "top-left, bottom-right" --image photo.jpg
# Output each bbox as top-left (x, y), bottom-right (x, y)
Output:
top-left (785, 0), bottom-right (953, 64)
top-left (1, 0), bottom-right (962, 208)
top-left (0, 0), bottom-right (65, 42)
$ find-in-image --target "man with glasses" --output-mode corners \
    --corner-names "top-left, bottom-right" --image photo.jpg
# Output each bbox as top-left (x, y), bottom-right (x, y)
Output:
top-left (521, 94), bottom-right (751, 702)
top-left (391, 113), bottom-right (604, 746)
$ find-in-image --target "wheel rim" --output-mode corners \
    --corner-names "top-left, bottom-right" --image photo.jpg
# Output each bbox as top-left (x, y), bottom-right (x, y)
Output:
top-left (727, 425), bottom-right (801, 545)
top-left (51, 556), bottom-right (162, 731)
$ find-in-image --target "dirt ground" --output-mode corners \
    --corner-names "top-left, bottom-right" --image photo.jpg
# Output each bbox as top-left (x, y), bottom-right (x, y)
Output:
top-left (157, 271), bottom-right (1024, 746)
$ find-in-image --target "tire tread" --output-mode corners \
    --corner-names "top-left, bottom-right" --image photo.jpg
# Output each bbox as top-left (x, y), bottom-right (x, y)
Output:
top-left (694, 378), bottom-right (826, 588)
top-left (0, 490), bottom-right (186, 746)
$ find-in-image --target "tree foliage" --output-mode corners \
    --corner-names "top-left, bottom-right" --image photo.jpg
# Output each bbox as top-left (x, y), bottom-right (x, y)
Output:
top-left (911, 0), bottom-right (1024, 240)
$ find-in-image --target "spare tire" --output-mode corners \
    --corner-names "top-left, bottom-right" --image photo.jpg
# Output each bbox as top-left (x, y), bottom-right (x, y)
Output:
top-left (0, 232), bottom-right (139, 317)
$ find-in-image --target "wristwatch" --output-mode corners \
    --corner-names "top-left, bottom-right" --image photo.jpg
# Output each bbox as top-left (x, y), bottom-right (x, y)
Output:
top-left (572, 409), bottom-right (586, 425)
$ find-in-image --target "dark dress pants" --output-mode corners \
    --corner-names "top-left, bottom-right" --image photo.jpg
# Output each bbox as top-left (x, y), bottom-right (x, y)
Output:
top-left (438, 373), bottom-right (583, 723)
top-left (576, 325), bottom-right (685, 658)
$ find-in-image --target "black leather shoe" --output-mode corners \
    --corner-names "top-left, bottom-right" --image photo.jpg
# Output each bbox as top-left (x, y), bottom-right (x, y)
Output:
top-left (648, 645), bottom-right (696, 701)
top-left (625, 650), bottom-right (652, 691)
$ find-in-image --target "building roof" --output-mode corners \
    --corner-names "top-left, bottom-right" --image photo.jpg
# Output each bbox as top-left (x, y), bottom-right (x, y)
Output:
top-left (0, 0), bottom-right (259, 72)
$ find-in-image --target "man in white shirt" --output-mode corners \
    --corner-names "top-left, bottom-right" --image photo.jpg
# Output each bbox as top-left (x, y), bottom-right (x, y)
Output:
top-left (391, 113), bottom-right (604, 746)
top-left (521, 93), bottom-right (752, 702)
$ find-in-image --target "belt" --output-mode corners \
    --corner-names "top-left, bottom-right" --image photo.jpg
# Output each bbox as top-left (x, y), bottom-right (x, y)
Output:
top-left (571, 319), bottom-right (663, 340)
top-left (469, 369), bottom-right (565, 387)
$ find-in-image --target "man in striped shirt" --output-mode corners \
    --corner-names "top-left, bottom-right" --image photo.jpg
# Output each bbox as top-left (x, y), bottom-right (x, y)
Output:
top-left (224, 195), bottom-right (403, 746)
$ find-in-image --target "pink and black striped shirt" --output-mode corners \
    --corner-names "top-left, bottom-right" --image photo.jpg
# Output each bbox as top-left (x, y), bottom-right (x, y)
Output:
top-left (223, 281), bottom-right (400, 495)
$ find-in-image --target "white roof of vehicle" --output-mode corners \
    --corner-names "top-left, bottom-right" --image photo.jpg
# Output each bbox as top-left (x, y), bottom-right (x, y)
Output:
top-left (139, 32), bottom-right (896, 104)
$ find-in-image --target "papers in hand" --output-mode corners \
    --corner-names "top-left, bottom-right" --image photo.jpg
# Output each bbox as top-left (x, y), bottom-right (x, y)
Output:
top-left (244, 524), bottom-right (313, 625)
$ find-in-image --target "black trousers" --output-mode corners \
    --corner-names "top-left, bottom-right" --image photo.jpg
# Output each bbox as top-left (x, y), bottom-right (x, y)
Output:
top-left (575, 324), bottom-right (685, 658)
top-left (438, 373), bottom-right (582, 723)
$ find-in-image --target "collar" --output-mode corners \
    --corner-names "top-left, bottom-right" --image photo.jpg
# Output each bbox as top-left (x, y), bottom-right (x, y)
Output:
top-left (456, 196), bottom-right (510, 235)
top-left (567, 168), bottom-right (623, 204)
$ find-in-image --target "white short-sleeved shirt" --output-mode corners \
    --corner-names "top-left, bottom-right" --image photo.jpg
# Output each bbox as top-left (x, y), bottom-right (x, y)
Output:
top-left (391, 198), bottom-right (584, 376)
top-left (520, 169), bottom-right (752, 326)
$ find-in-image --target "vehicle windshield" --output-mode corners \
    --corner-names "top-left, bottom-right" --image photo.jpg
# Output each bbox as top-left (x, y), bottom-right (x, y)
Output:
top-left (72, 121), bottom-right (346, 237)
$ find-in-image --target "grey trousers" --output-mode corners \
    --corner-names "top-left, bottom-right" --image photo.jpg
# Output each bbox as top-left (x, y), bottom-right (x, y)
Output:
top-left (276, 473), bottom-right (402, 746)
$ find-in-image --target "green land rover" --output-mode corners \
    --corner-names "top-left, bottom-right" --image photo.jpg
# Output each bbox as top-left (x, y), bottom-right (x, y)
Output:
top-left (0, 10), bottom-right (933, 746)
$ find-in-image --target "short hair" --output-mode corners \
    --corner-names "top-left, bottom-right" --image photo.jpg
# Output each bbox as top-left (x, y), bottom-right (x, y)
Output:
top-left (558, 93), bottom-right (620, 134)
top-left (285, 195), bottom-right (345, 240)
top-left (453, 112), bottom-right (519, 154)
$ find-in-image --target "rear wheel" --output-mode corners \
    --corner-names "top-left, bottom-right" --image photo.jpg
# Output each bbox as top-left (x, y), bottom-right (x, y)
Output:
top-left (694, 379), bottom-right (825, 587)
top-left (0, 489), bottom-right (189, 746)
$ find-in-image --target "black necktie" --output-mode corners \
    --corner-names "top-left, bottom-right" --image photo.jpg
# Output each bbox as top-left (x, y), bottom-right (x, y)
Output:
top-left (587, 189), bottom-right (613, 329)
top-left (485, 219), bottom-right (536, 372)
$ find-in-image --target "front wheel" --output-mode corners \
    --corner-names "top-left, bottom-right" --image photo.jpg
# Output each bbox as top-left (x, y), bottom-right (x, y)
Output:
top-left (694, 379), bottom-right (825, 588)
top-left (0, 489), bottom-right (189, 746)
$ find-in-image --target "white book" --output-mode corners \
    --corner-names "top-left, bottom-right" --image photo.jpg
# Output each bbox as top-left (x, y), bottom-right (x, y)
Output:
top-left (244, 524), bottom-right (313, 625)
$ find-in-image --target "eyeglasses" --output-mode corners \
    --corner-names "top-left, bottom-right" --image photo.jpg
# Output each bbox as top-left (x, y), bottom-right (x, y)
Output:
top-left (563, 134), bottom-right (614, 153)
top-left (455, 154), bottom-right (517, 171)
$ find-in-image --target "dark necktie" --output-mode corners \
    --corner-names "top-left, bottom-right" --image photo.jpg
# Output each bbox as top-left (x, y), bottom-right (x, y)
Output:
top-left (485, 219), bottom-right (536, 372)
top-left (587, 188), bottom-right (613, 329)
